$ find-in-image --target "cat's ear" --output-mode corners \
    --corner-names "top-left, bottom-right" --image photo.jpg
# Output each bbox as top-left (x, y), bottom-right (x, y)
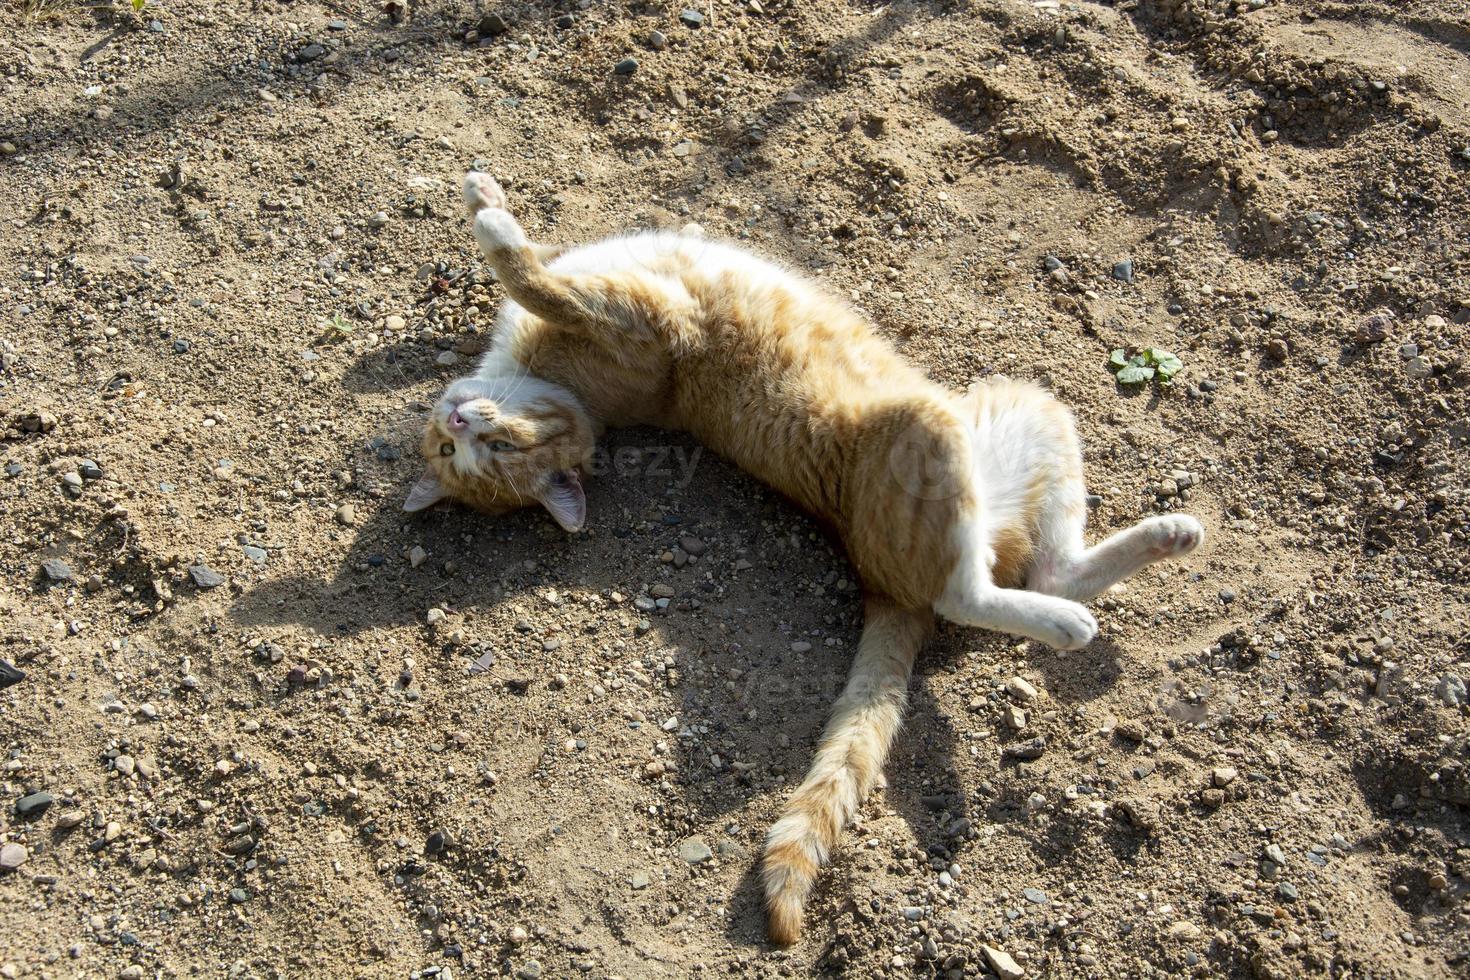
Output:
top-left (403, 471), bottom-right (450, 512)
top-left (537, 470), bottom-right (586, 532)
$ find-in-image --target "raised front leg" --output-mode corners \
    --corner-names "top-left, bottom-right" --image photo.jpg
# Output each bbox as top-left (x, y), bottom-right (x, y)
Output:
top-left (462, 172), bottom-right (663, 356)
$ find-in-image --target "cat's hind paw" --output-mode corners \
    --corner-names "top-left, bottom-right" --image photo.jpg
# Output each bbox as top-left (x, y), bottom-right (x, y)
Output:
top-left (1141, 515), bottom-right (1205, 560)
top-left (462, 171), bottom-right (507, 215)
top-left (473, 207), bottom-right (529, 254)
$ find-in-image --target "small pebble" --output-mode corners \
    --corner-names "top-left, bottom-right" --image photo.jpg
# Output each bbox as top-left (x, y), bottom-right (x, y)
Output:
top-left (1002, 737), bottom-right (1046, 760)
top-left (1, 842), bottom-right (29, 871)
top-left (677, 837), bottom-right (713, 864)
top-left (1005, 676), bottom-right (1038, 703)
top-left (981, 945), bottom-right (1024, 980)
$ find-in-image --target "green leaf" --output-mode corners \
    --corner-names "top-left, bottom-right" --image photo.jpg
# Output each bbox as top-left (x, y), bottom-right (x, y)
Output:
top-left (131, 0), bottom-right (146, 11)
top-left (1147, 349), bottom-right (1184, 379)
top-left (1116, 364), bottom-right (1155, 385)
top-left (1109, 348), bottom-right (1129, 369)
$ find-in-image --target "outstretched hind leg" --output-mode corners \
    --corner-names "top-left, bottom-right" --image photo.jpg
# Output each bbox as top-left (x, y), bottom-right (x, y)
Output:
top-left (1030, 498), bottom-right (1204, 602)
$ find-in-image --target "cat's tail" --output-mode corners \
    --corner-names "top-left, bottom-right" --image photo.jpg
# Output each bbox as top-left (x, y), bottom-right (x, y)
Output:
top-left (762, 596), bottom-right (929, 946)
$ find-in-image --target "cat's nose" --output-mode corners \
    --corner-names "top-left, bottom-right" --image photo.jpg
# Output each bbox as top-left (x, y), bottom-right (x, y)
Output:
top-left (447, 408), bottom-right (470, 431)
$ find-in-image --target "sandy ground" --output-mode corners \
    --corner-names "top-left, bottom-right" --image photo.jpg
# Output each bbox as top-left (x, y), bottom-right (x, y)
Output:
top-left (2, 0), bottom-right (1469, 977)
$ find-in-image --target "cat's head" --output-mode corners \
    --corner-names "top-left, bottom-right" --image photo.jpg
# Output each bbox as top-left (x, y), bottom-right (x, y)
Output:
top-left (403, 374), bottom-right (595, 531)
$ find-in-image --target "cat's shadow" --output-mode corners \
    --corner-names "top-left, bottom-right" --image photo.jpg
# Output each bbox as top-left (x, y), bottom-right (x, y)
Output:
top-left (228, 423), bottom-right (1122, 951)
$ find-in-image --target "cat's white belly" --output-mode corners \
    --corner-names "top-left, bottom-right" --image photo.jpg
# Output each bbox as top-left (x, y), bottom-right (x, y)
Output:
top-left (932, 394), bottom-right (1099, 650)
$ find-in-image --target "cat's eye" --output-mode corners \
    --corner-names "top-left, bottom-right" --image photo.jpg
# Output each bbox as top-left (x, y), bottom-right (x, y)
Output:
top-left (489, 440), bottom-right (515, 452)
top-left (439, 443), bottom-right (455, 457)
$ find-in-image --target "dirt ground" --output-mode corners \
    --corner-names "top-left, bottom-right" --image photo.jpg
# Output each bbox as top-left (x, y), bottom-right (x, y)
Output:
top-left (2, 0), bottom-right (1469, 976)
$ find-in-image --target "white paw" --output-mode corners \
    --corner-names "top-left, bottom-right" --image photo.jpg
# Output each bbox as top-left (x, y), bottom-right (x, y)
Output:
top-left (1035, 600), bottom-right (1097, 650)
top-left (1143, 515), bottom-right (1204, 560)
top-left (462, 171), bottom-right (507, 214)
top-left (473, 207), bottom-right (528, 253)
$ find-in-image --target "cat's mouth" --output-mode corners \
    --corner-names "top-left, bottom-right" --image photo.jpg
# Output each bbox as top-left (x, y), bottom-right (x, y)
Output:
top-left (447, 408), bottom-right (470, 432)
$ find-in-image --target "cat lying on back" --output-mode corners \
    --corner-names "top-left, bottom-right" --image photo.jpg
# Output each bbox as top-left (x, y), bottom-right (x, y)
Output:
top-left (406, 172), bottom-right (1205, 945)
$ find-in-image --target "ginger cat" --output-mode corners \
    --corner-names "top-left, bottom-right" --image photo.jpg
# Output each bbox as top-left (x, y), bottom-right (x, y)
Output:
top-left (406, 173), bottom-right (1205, 945)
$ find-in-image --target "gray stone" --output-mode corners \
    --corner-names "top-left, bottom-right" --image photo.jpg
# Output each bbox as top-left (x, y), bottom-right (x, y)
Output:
top-left (630, 871), bottom-right (650, 889)
top-left (1437, 674), bottom-right (1466, 708)
top-left (516, 961), bottom-right (543, 980)
top-left (649, 30), bottom-right (668, 50)
top-left (477, 12), bottom-right (509, 36)
top-left (189, 565), bottom-right (226, 589)
top-left (1, 661), bottom-right (26, 689)
top-left (16, 791), bottom-right (54, 819)
top-left (41, 559), bottom-right (73, 582)
top-left (1112, 259), bottom-right (1135, 283)
top-left (677, 837), bottom-right (713, 864)
top-left (614, 57), bottom-right (639, 76)
top-left (679, 9), bottom-right (705, 27)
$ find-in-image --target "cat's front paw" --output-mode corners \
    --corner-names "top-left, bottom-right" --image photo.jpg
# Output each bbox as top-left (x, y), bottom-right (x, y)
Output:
top-left (1035, 600), bottom-right (1097, 650)
top-left (1142, 515), bottom-right (1204, 560)
top-left (462, 171), bottom-right (507, 215)
top-left (473, 207), bottom-right (528, 253)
